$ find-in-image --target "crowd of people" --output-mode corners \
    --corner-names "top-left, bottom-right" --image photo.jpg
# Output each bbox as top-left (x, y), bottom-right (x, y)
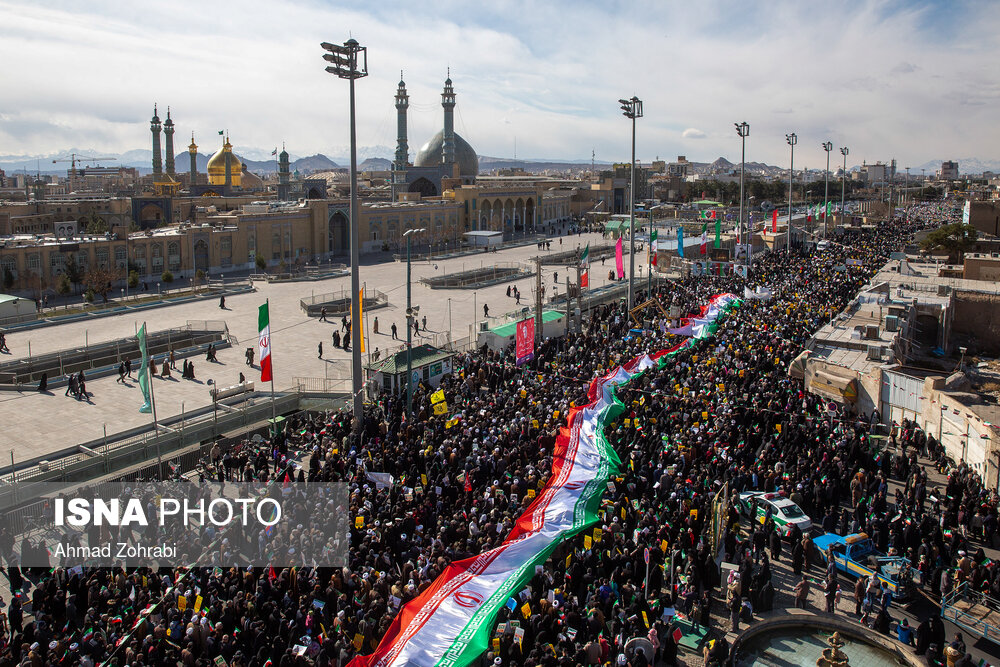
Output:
top-left (0, 211), bottom-right (997, 667)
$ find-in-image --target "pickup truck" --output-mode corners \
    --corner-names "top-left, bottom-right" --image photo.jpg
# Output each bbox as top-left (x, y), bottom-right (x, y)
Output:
top-left (813, 532), bottom-right (914, 600)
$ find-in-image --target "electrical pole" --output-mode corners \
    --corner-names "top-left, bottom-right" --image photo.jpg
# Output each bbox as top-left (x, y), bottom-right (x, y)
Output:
top-left (735, 122), bottom-right (749, 271)
top-left (322, 38), bottom-right (368, 424)
top-left (786, 133), bottom-right (796, 253)
top-left (535, 257), bottom-right (543, 345)
top-left (840, 147), bottom-right (849, 228)
top-left (619, 96), bottom-right (643, 309)
top-left (822, 141), bottom-right (833, 238)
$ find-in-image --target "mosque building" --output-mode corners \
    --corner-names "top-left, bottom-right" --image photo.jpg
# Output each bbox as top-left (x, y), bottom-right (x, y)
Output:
top-left (393, 71), bottom-right (480, 198)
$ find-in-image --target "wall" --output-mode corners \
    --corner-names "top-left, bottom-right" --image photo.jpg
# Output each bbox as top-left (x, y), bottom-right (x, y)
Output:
top-left (953, 291), bottom-right (1000, 355)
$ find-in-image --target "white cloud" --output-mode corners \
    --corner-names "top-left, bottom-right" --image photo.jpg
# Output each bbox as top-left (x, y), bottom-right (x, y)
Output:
top-left (1, 0), bottom-right (999, 167)
top-left (682, 128), bottom-right (706, 139)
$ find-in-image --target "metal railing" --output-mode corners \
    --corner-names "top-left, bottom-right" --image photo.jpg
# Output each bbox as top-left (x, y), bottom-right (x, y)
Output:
top-left (0, 320), bottom-right (231, 385)
top-left (0, 391), bottom-right (312, 510)
top-left (420, 262), bottom-right (534, 289)
top-left (299, 286), bottom-right (388, 315)
top-left (941, 581), bottom-right (1000, 643)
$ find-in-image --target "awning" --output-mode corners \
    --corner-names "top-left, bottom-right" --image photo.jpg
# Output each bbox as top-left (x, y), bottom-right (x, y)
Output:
top-left (788, 350), bottom-right (810, 380)
top-left (808, 365), bottom-right (859, 403)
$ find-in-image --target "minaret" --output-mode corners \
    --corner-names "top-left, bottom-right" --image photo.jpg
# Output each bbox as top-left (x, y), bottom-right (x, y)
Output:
top-left (224, 134), bottom-right (232, 187)
top-left (394, 71), bottom-right (409, 169)
top-left (188, 133), bottom-right (198, 183)
top-left (277, 144), bottom-right (290, 200)
top-left (150, 105), bottom-right (162, 176)
top-left (164, 107), bottom-right (175, 175)
top-left (441, 70), bottom-right (456, 166)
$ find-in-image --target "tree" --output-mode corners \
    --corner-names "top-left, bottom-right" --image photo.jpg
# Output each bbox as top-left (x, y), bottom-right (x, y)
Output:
top-left (64, 256), bottom-right (83, 293)
top-left (84, 212), bottom-right (108, 235)
top-left (56, 274), bottom-right (72, 295)
top-left (161, 270), bottom-right (174, 283)
top-left (84, 266), bottom-right (123, 303)
top-left (128, 270), bottom-right (139, 289)
top-left (921, 223), bottom-right (977, 263)
top-left (255, 253), bottom-right (267, 272)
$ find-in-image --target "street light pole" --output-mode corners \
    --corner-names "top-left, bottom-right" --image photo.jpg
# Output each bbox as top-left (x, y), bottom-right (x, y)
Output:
top-left (619, 96), bottom-right (643, 309)
top-left (786, 133), bottom-right (796, 253)
top-left (735, 122), bottom-right (749, 271)
top-left (822, 141), bottom-right (833, 237)
top-left (322, 38), bottom-right (369, 424)
top-left (403, 228), bottom-right (425, 421)
top-left (840, 147), bottom-right (849, 228)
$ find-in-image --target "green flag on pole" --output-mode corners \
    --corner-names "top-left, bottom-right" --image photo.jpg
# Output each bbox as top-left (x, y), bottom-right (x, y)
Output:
top-left (714, 217), bottom-right (721, 249)
top-left (580, 244), bottom-right (589, 268)
top-left (137, 324), bottom-right (151, 413)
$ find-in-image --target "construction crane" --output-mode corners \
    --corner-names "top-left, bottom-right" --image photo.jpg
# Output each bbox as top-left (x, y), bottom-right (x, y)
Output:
top-left (52, 154), bottom-right (117, 192)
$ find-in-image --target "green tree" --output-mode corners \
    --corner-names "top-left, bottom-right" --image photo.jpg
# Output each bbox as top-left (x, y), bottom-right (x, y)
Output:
top-left (128, 270), bottom-right (139, 289)
top-left (64, 256), bottom-right (83, 293)
top-left (84, 212), bottom-right (108, 235)
top-left (921, 223), bottom-right (977, 263)
top-left (161, 270), bottom-right (174, 283)
top-left (255, 253), bottom-right (266, 272)
top-left (56, 274), bottom-right (72, 295)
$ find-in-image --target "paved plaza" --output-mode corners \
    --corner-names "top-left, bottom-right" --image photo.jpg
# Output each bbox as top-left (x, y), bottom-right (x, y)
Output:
top-left (0, 232), bottom-right (636, 460)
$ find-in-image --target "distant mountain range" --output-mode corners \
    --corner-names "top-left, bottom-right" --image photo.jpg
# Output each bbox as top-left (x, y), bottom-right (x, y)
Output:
top-left (4, 147), bottom-right (1000, 178)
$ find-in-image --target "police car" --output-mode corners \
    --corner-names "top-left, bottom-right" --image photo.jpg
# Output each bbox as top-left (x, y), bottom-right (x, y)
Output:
top-left (737, 491), bottom-right (813, 538)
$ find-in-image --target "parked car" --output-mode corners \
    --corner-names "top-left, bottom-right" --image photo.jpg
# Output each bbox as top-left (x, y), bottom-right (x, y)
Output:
top-left (737, 491), bottom-right (812, 538)
top-left (813, 532), bottom-right (915, 600)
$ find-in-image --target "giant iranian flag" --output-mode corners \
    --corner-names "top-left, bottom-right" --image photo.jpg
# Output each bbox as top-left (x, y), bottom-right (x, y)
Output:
top-left (348, 294), bottom-right (741, 667)
top-left (258, 302), bottom-right (272, 383)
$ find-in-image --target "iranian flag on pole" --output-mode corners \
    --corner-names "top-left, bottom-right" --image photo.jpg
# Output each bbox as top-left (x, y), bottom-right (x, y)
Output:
top-left (258, 302), bottom-right (272, 382)
top-left (650, 230), bottom-right (657, 267)
top-left (700, 222), bottom-right (708, 255)
top-left (580, 243), bottom-right (589, 288)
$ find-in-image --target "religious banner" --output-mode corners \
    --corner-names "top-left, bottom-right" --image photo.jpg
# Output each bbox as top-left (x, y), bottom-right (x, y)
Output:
top-left (515, 317), bottom-right (535, 366)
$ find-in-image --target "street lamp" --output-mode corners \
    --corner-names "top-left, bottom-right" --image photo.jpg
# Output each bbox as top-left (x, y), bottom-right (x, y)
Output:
top-left (840, 147), bottom-right (849, 228)
top-left (786, 133), bottom-right (796, 252)
top-left (822, 142), bottom-right (833, 237)
top-left (904, 166), bottom-right (910, 216)
top-left (734, 122), bottom-right (749, 272)
top-left (322, 38), bottom-right (368, 424)
top-left (403, 227), bottom-right (426, 420)
top-left (619, 96), bottom-right (642, 309)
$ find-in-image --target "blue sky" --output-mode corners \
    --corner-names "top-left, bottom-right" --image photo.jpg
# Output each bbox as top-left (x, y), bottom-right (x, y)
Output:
top-left (0, 0), bottom-right (997, 168)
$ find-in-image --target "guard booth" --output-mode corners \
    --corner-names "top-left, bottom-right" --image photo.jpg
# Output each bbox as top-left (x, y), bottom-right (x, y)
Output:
top-left (364, 344), bottom-right (455, 396)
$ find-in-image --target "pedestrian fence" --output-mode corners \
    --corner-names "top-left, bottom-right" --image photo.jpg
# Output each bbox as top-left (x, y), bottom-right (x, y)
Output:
top-left (420, 262), bottom-right (534, 290)
top-left (0, 389), bottom-right (314, 514)
top-left (299, 286), bottom-right (388, 316)
top-left (0, 320), bottom-right (232, 386)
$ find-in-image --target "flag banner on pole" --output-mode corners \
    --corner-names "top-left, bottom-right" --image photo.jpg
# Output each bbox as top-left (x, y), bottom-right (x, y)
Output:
top-left (714, 218), bottom-right (721, 249)
top-left (667, 293), bottom-right (742, 338)
top-left (271, 148), bottom-right (278, 156)
top-left (136, 324), bottom-right (151, 413)
top-left (700, 222), bottom-right (708, 255)
top-left (580, 269), bottom-right (589, 288)
top-left (698, 209), bottom-right (716, 220)
top-left (432, 401), bottom-right (449, 416)
top-left (359, 288), bottom-right (366, 354)
top-left (650, 230), bottom-right (658, 267)
top-left (515, 318), bottom-right (535, 366)
top-left (258, 302), bottom-right (272, 383)
top-left (772, 209), bottom-right (778, 233)
top-left (431, 388), bottom-right (446, 405)
top-left (580, 244), bottom-right (589, 268)
top-left (615, 237), bottom-right (624, 279)
top-left (218, 130), bottom-right (224, 135)
top-left (677, 227), bottom-right (684, 258)
top-left (348, 294), bottom-right (741, 667)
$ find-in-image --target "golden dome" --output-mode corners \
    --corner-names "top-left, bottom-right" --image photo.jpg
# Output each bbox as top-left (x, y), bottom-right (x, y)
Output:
top-left (206, 137), bottom-right (242, 187)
